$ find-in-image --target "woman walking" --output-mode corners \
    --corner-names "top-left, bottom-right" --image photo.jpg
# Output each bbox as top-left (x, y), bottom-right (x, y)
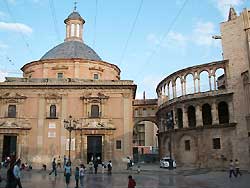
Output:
top-left (75, 166), bottom-right (80, 188)
top-left (5, 161), bottom-right (16, 188)
top-left (64, 162), bottom-right (72, 188)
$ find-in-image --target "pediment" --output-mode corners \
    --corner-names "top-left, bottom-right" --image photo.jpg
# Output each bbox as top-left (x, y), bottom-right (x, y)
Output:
top-left (45, 93), bottom-right (62, 99)
top-left (0, 119), bottom-right (31, 129)
top-left (0, 92), bottom-right (27, 100)
top-left (80, 92), bottom-right (109, 100)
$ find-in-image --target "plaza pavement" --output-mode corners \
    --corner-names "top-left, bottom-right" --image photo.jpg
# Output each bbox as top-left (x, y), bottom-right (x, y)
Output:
top-left (0, 164), bottom-right (249, 188)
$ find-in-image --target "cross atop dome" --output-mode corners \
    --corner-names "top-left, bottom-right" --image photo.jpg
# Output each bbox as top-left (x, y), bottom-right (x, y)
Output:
top-left (73, 1), bottom-right (77, 12)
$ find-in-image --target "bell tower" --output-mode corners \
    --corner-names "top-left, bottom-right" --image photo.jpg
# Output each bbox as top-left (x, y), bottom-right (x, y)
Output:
top-left (64, 3), bottom-right (85, 42)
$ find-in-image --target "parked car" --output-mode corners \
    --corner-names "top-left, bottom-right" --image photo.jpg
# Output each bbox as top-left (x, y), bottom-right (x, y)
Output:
top-left (160, 157), bottom-right (176, 169)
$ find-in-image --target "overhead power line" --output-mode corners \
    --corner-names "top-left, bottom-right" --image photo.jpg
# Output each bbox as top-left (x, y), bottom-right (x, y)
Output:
top-left (3, 0), bottom-right (33, 57)
top-left (49, 0), bottom-right (61, 42)
top-left (141, 0), bottom-right (189, 69)
top-left (119, 0), bottom-right (144, 66)
top-left (93, 0), bottom-right (98, 48)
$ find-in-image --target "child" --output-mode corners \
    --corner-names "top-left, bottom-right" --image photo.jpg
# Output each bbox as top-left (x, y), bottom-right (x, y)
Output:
top-left (75, 166), bottom-right (80, 188)
top-left (128, 175), bottom-right (136, 188)
top-left (137, 165), bottom-right (141, 173)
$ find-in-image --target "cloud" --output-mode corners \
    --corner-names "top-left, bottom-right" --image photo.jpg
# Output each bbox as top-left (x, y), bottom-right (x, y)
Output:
top-left (0, 22), bottom-right (32, 35)
top-left (213, 0), bottom-right (244, 19)
top-left (167, 31), bottom-right (187, 47)
top-left (0, 42), bottom-right (8, 49)
top-left (146, 33), bottom-right (160, 46)
top-left (191, 21), bottom-right (217, 47)
top-left (0, 70), bottom-right (8, 82)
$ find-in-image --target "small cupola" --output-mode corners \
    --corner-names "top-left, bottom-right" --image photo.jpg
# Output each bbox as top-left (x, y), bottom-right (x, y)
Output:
top-left (64, 6), bottom-right (85, 42)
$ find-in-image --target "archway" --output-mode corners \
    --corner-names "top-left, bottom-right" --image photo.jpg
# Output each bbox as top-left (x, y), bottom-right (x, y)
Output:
top-left (187, 105), bottom-right (196, 127)
top-left (218, 101), bottom-right (229, 124)
top-left (202, 103), bottom-right (212, 126)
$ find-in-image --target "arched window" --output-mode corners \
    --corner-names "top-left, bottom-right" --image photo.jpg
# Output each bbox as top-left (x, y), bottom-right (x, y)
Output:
top-left (91, 105), bottom-right (100, 118)
top-left (50, 105), bottom-right (57, 118)
top-left (218, 102), bottom-right (229, 124)
top-left (71, 24), bottom-right (75, 37)
top-left (202, 103), bottom-right (212, 126)
top-left (188, 106), bottom-right (196, 127)
top-left (8, 105), bottom-right (16, 118)
top-left (76, 24), bottom-right (80, 37)
top-left (177, 108), bottom-right (183, 128)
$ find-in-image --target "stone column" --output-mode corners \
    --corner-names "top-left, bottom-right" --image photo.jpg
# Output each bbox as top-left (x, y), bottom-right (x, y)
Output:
top-left (173, 109), bottom-right (178, 129)
top-left (123, 93), bottom-right (132, 157)
top-left (61, 95), bottom-right (68, 156)
top-left (74, 61), bottom-right (80, 78)
top-left (181, 80), bottom-right (184, 95)
top-left (173, 84), bottom-right (176, 98)
top-left (198, 78), bottom-right (200, 93)
top-left (228, 101), bottom-right (234, 123)
top-left (182, 106), bottom-right (188, 128)
top-left (195, 104), bottom-right (203, 127)
top-left (209, 75), bottom-right (212, 90)
top-left (211, 102), bottom-right (219, 125)
top-left (193, 78), bottom-right (196, 93)
top-left (37, 97), bottom-right (45, 156)
top-left (213, 75), bottom-right (217, 90)
top-left (183, 81), bottom-right (186, 95)
top-left (167, 85), bottom-right (170, 98)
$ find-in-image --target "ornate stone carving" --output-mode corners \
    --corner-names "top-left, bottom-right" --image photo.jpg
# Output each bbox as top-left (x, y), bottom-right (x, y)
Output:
top-left (0, 92), bottom-right (27, 104)
top-left (0, 119), bottom-right (31, 129)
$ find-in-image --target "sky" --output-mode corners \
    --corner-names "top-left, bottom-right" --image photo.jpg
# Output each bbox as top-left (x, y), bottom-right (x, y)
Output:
top-left (0, 0), bottom-right (249, 99)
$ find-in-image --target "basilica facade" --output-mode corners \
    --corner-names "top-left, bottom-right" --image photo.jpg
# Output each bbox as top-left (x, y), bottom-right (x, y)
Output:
top-left (156, 8), bottom-right (250, 169)
top-left (0, 10), bottom-right (136, 167)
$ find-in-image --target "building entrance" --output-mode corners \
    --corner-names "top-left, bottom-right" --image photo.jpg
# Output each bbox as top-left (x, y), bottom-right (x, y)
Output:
top-left (2, 135), bottom-right (17, 161)
top-left (87, 136), bottom-right (102, 163)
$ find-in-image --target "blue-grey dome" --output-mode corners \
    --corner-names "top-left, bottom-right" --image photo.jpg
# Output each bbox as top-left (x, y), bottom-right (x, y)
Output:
top-left (64, 11), bottom-right (85, 24)
top-left (41, 41), bottom-right (102, 61)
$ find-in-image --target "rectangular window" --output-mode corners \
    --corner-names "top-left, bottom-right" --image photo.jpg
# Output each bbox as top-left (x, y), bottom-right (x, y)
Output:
top-left (116, 140), bottom-right (122, 149)
top-left (66, 138), bottom-right (75, 151)
top-left (57, 73), bottom-right (63, 79)
top-left (213, 138), bottom-right (221, 149)
top-left (48, 123), bottom-right (56, 129)
top-left (94, 73), bottom-right (99, 80)
top-left (185, 140), bottom-right (190, 151)
top-left (48, 132), bottom-right (56, 138)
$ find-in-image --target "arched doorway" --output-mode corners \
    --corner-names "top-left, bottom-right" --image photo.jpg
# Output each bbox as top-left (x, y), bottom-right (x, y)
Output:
top-left (187, 106), bottom-right (196, 127)
top-left (218, 101), bottom-right (229, 124)
top-left (133, 120), bottom-right (158, 163)
top-left (202, 103), bottom-right (212, 126)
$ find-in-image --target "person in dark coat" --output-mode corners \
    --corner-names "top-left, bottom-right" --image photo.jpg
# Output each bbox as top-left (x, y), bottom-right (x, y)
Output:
top-left (128, 175), bottom-right (136, 188)
top-left (5, 161), bottom-right (16, 188)
top-left (94, 160), bottom-right (98, 174)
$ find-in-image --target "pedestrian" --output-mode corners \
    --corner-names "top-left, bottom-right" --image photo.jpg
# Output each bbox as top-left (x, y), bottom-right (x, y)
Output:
top-left (57, 155), bottom-right (62, 168)
top-left (137, 165), bottom-right (141, 173)
top-left (229, 159), bottom-right (236, 178)
top-left (63, 155), bottom-right (67, 167)
top-left (75, 166), bottom-right (80, 188)
top-left (49, 158), bottom-right (57, 176)
top-left (89, 160), bottom-right (93, 174)
top-left (128, 175), bottom-right (136, 188)
top-left (235, 159), bottom-right (242, 177)
top-left (5, 161), bottom-right (16, 188)
top-left (107, 160), bottom-right (112, 175)
top-left (94, 160), bottom-right (98, 174)
top-left (79, 164), bottom-right (85, 187)
top-left (13, 159), bottom-right (22, 188)
top-left (64, 162), bottom-right (72, 188)
top-left (101, 162), bottom-right (105, 174)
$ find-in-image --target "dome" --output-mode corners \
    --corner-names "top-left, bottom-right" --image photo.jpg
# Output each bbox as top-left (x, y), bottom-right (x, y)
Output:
top-left (64, 11), bottom-right (85, 24)
top-left (40, 41), bottom-right (102, 61)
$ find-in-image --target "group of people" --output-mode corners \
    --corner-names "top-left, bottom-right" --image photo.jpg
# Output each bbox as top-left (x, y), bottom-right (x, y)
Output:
top-left (229, 159), bottom-right (242, 178)
top-left (5, 158), bottom-right (23, 188)
top-left (48, 156), bottom-right (113, 187)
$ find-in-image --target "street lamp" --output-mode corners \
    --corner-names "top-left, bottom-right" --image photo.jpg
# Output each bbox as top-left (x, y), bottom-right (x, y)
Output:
top-left (166, 111), bottom-right (174, 170)
top-left (64, 115), bottom-right (77, 162)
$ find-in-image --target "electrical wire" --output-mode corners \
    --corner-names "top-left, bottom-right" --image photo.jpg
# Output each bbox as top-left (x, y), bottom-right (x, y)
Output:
top-left (93, 0), bottom-right (98, 48)
top-left (3, 0), bottom-right (33, 57)
top-left (49, 0), bottom-right (61, 42)
top-left (119, 0), bottom-right (144, 66)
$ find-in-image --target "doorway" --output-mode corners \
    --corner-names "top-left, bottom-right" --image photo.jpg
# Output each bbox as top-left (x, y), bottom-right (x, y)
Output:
top-left (87, 136), bottom-right (102, 163)
top-left (2, 135), bottom-right (17, 161)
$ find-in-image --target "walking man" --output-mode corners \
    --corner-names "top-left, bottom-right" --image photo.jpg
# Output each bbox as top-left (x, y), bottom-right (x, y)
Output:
top-left (13, 159), bottom-right (22, 188)
top-left (49, 158), bottom-right (57, 176)
top-left (57, 156), bottom-right (61, 168)
top-left (235, 159), bottom-right (242, 177)
top-left (229, 159), bottom-right (236, 178)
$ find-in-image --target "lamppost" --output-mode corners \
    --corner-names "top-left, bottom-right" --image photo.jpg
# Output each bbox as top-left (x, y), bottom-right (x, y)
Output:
top-left (166, 111), bottom-right (174, 169)
top-left (64, 115), bottom-right (77, 162)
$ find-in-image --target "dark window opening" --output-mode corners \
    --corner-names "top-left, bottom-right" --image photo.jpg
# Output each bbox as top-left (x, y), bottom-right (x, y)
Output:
top-left (116, 140), bottom-right (121, 149)
top-left (218, 102), bottom-right (229, 124)
top-left (185, 140), bottom-right (190, 151)
top-left (91, 105), bottom-right (100, 118)
top-left (213, 138), bottom-right (221, 149)
top-left (177, 108), bottom-right (183, 128)
top-left (188, 106), bottom-right (196, 127)
top-left (50, 105), bottom-right (57, 118)
top-left (202, 103), bottom-right (212, 126)
top-left (57, 73), bottom-right (63, 79)
top-left (8, 105), bottom-right (16, 118)
top-left (94, 74), bottom-right (99, 80)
